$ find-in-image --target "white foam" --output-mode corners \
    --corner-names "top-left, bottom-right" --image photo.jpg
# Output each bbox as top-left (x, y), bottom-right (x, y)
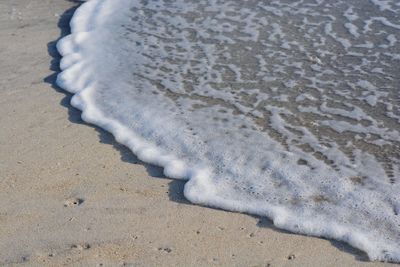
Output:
top-left (57, 0), bottom-right (400, 262)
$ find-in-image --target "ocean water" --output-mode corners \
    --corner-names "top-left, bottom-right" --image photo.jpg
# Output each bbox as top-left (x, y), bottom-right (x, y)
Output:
top-left (57, 0), bottom-right (400, 261)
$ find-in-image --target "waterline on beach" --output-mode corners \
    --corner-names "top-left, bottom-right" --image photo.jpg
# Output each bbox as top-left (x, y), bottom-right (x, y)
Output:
top-left (57, 0), bottom-right (400, 261)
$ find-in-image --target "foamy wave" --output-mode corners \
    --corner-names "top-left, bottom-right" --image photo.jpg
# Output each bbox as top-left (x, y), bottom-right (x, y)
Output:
top-left (57, 0), bottom-right (400, 261)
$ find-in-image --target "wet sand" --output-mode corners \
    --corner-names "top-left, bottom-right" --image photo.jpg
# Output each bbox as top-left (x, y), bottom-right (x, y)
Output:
top-left (0, 0), bottom-right (396, 266)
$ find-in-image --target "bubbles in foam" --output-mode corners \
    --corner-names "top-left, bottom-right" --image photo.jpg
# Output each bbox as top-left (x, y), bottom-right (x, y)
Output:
top-left (57, 0), bottom-right (400, 261)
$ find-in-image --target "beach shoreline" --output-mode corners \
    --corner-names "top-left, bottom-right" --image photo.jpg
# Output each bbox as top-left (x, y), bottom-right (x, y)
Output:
top-left (0, 0), bottom-right (396, 266)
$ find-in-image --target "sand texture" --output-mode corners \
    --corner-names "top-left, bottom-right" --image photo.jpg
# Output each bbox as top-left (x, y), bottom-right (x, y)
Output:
top-left (0, 0), bottom-right (396, 266)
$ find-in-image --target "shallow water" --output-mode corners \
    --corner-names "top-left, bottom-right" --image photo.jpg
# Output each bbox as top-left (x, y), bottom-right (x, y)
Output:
top-left (57, 0), bottom-right (400, 261)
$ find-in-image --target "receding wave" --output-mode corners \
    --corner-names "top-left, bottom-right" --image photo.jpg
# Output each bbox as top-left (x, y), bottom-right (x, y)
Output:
top-left (57, 0), bottom-right (400, 261)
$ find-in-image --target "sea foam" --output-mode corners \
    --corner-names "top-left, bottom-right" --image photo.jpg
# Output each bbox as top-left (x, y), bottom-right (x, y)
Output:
top-left (57, 0), bottom-right (400, 261)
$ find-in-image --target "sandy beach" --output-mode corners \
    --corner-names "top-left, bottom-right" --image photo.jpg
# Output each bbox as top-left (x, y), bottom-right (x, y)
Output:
top-left (0, 0), bottom-right (396, 266)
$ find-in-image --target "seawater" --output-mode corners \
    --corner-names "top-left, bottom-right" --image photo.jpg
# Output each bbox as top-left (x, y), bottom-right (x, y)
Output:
top-left (57, 0), bottom-right (400, 261)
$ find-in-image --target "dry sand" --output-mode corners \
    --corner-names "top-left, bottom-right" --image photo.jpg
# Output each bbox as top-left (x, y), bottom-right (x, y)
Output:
top-left (0, 0), bottom-right (396, 266)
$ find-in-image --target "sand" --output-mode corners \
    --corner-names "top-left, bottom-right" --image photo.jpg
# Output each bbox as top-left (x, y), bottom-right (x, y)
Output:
top-left (0, 0), bottom-right (396, 266)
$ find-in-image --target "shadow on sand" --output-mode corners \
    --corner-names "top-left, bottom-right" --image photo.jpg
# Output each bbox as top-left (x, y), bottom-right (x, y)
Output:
top-left (44, 0), bottom-right (370, 262)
